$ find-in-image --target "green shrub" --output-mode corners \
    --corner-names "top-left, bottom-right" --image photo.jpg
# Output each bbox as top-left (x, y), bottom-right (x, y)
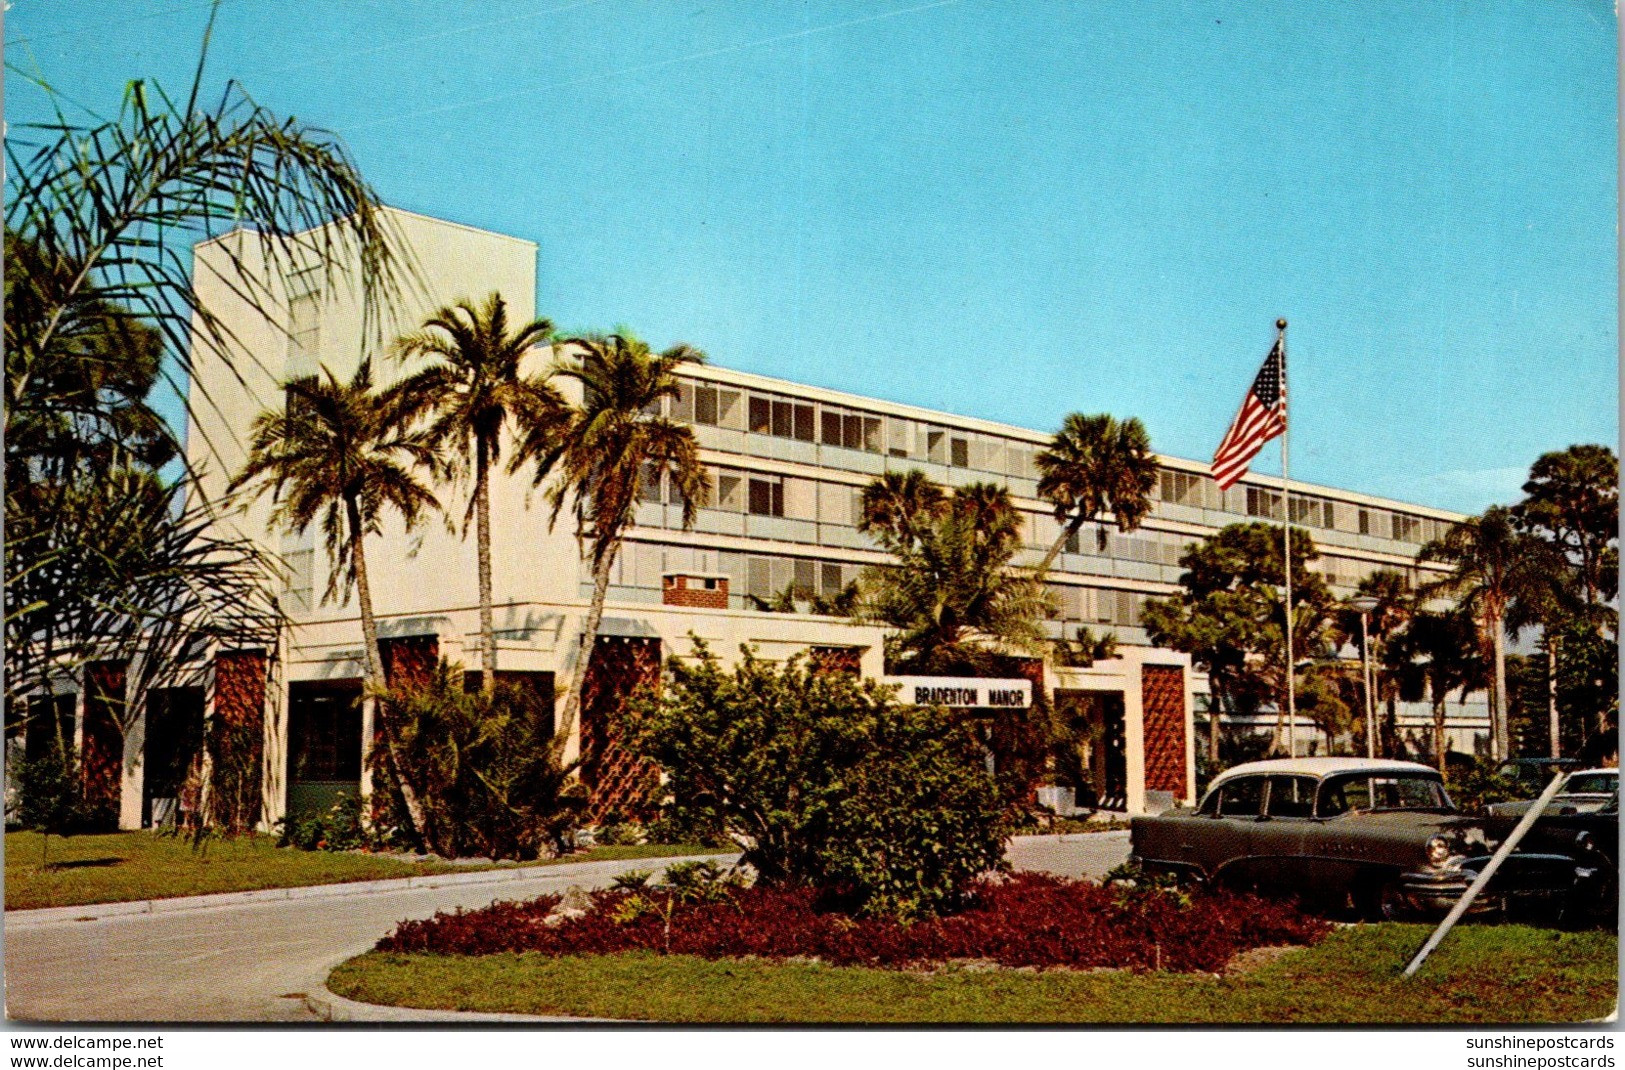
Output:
top-left (13, 737), bottom-right (86, 865)
top-left (627, 642), bottom-right (1010, 919)
top-left (370, 662), bottom-right (587, 860)
top-left (1446, 757), bottom-right (1525, 815)
top-left (275, 792), bottom-right (394, 852)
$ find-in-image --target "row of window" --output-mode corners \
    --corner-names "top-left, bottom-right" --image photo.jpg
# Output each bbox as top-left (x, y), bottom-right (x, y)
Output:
top-left (677, 380), bottom-right (1452, 549)
top-left (641, 464), bottom-right (1197, 566)
top-left (669, 377), bottom-right (1042, 478)
top-left (614, 540), bottom-right (1155, 627)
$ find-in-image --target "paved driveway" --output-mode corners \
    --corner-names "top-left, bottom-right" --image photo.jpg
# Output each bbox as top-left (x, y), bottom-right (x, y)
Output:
top-left (5, 834), bottom-right (1132, 1023)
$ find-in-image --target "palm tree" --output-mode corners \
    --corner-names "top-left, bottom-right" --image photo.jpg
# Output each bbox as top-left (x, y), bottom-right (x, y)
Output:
top-left (1420, 506), bottom-right (1562, 761)
top-left (1392, 609), bottom-right (1485, 771)
top-left (1033, 413), bottom-right (1159, 577)
top-left (1336, 568), bottom-right (1414, 756)
top-left (230, 361), bottom-right (441, 841)
top-left (859, 473), bottom-right (1048, 674)
top-left (391, 293), bottom-right (563, 694)
top-left (6, 24), bottom-right (408, 719)
top-left (515, 332), bottom-right (710, 752)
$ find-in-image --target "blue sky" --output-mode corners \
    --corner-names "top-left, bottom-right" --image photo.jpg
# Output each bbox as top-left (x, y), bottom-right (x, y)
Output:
top-left (7, 0), bottom-right (1617, 512)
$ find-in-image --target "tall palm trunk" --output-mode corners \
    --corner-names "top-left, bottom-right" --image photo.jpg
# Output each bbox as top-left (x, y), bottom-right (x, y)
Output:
top-left (1432, 691), bottom-right (1448, 772)
top-left (345, 493), bottom-right (429, 843)
top-left (474, 435), bottom-right (496, 695)
top-left (1209, 686), bottom-right (1224, 767)
top-left (557, 537), bottom-right (618, 762)
top-left (1033, 515), bottom-right (1086, 580)
top-left (1490, 609), bottom-right (1508, 761)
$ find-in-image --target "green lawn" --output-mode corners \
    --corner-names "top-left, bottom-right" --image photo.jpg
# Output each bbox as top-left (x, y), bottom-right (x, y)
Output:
top-left (4, 832), bottom-right (730, 911)
top-left (328, 924), bottom-right (1618, 1024)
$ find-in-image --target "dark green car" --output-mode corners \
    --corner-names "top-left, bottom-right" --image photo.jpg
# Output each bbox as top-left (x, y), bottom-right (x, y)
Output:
top-left (1130, 757), bottom-right (1582, 919)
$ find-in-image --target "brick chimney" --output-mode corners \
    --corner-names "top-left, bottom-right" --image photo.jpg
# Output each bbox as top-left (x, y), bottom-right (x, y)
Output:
top-left (662, 572), bottom-right (729, 610)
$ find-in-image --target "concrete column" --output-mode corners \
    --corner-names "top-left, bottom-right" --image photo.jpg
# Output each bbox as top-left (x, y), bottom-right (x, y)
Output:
top-left (118, 666), bottom-right (146, 831)
top-left (1122, 655), bottom-right (1147, 816)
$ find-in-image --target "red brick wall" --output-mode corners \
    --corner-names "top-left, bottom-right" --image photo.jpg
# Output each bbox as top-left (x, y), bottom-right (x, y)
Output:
top-left (662, 575), bottom-right (728, 610)
top-left (1142, 664), bottom-right (1188, 801)
top-left (81, 660), bottom-right (126, 829)
top-left (580, 636), bottom-right (662, 822)
top-left (380, 635), bottom-right (439, 688)
top-left (808, 646), bottom-right (863, 676)
top-left (210, 650), bottom-right (268, 832)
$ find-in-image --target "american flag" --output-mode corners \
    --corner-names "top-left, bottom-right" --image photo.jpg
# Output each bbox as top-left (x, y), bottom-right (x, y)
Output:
top-left (1210, 338), bottom-right (1287, 490)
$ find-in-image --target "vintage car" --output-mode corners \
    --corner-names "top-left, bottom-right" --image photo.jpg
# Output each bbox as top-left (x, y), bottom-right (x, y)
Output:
top-left (1486, 768), bottom-right (1618, 918)
top-left (1130, 757), bottom-right (1583, 919)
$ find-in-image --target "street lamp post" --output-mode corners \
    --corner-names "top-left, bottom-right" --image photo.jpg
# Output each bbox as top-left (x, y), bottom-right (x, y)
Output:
top-left (1351, 596), bottom-right (1381, 759)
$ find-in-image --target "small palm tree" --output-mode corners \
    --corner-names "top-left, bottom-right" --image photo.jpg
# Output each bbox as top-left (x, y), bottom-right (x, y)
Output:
top-left (1033, 413), bottom-right (1159, 578)
top-left (859, 473), bottom-right (1048, 674)
top-left (230, 361), bottom-right (440, 840)
top-left (391, 293), bottom-right (563, 694)
top-left (1420, 506), bottom-right (1561, 761)
top-left (515, 331), bottom-right (710, 750)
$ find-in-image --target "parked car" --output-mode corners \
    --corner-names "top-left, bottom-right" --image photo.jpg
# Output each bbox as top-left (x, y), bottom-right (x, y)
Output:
top-left (1486, 768), bottom-right (1617, 920)
top-left (1497, 757), bottom-right (1580, 799)
top-left (1130, 757), bottom-right (1583, 920)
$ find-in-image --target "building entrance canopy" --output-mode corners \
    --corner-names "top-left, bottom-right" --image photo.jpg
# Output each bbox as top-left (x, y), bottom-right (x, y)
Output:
top-left (883, 676), bottom-right (1032, 709)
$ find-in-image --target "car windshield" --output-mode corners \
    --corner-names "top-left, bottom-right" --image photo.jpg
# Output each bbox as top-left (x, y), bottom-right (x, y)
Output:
top-left (1319, 773), bottom-right (1452, 815)
top-left (1562, 772), bottom-right (1618, 795)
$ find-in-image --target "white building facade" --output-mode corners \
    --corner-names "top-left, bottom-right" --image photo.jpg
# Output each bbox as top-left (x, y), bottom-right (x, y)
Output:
top-left (82, 209), bottom-right (1483, 831)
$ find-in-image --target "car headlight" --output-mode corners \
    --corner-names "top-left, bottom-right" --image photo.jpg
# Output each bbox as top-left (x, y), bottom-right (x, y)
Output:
top-left (1426, 835), bottom-right (1454, 868)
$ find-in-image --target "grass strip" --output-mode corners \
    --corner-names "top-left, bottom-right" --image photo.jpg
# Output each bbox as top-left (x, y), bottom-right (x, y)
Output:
top-left (4, 831), bottom-right (730, 911)
top-left (329, 924), bottom-right (1617, 1024)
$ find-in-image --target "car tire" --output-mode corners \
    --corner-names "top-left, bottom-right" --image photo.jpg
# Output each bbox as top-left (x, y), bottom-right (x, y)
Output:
top-left (1376, 879), bottom-right (1412, 922)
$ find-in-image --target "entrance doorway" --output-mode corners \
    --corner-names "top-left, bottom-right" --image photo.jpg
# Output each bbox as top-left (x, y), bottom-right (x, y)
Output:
top-left (286, 680), bottom-right (362, 818)
top-left (1053, 690), bottom-right (1127, 811)
top-left (143, 687), bottom-right (204, 827)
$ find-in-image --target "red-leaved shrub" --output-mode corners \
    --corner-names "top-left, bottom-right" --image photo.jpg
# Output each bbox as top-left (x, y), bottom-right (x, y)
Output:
top-left (377, 872), bottom-right (1330, 973)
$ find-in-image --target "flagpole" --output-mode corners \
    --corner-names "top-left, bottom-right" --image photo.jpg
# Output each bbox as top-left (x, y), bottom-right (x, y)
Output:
top-left (1278, 318), bottom-right (1296, 758)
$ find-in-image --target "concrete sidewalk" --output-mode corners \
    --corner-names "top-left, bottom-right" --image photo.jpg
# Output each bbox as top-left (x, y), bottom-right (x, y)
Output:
top-left (8, 853), bottom-right (738, 930)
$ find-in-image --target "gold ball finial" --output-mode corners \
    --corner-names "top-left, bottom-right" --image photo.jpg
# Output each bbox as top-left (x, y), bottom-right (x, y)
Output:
top-left (1276, 318), bottom-right (1288, 330)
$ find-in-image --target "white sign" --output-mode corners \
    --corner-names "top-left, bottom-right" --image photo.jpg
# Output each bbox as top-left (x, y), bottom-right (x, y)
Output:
top-left (883, 676), bottom-right (1033, 709)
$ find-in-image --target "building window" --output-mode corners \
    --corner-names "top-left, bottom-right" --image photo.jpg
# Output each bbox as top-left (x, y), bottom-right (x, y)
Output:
top-left (1246, 487), bottom-right (1282, 520)
top-left (1358, 508), bottom-right (1376, 536)
top-left (821, 410), bottom-right (844, 446)
top-left (1391, 513), bottom-right (1422, 543)
top-left (748, 477), bottom-right (784, 517)
top-left (950, 436), bottom-right (969, 468)
top-left (694, 383), bottom-right (719, 425)
top-left (749, 396), bottom-right (772, 435)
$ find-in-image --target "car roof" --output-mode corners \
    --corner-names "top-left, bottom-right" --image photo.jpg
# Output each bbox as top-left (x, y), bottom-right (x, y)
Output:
top-left (1564, 768), bottom-right (1618, 780)
top-left (1208, 757), bottom-right (1439, 787)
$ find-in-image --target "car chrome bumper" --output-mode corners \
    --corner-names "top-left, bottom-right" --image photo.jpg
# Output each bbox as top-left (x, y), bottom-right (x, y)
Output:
top-left (1399, 852), bottom-right (1582, 914)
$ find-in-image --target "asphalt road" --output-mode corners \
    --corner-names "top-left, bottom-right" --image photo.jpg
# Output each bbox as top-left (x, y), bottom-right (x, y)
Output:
top-left (4, 833), bottom-right (1133, 1023)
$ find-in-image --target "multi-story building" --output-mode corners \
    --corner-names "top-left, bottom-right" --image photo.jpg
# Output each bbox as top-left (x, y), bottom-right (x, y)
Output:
top-left (67, 209), bottom-right (1486, 832)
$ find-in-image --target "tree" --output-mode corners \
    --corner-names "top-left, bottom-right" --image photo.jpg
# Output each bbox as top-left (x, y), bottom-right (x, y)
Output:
top-left (6, 29), bottom-right (407, 820)
top-left (370, 661), bottom-right (587, 859)
top-left (1143, 522), bottom-right (1334, 760)
top-left (391, 293), bottom-right (563, 694)
top-left (858, 473), bottom-right (1048, 675)
top-left (231, 361), bottom-right (441, 842)
top-left (515, 332), bottom-right (710, 753)
top-left (1515, 444), bottom-right (1618, 608)
top-left (628, 643), bottom-right (1008, 919)
top-left (1419, 506), bottom-right (1563, 761)
top-left (1033, 413), bottom-right (1159, 577)
top-left (1333, 568), bottom-right (1415, 755)
top-left (1389, 609), bottom-right (1484, 770)
top-left (6, 30), bottom-right (410, 480)
top-left (7, 230), bottom-right (281, 747)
